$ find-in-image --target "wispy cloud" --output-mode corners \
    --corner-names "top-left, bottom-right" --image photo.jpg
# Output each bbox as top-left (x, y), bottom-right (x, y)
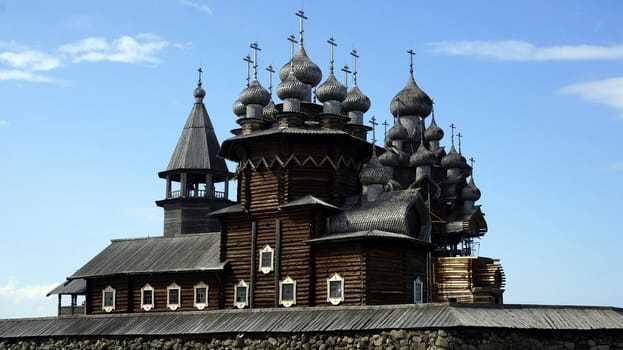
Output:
top-left (177, 0), bottom-right (213, 15)
top-left (609, 162), bottom-right (623, 171)
top-left (0, 120), bottom-right (9, 127)
top-left (0, 50), bottom-right (61, 71)
top-left (59, 34), bottom-right (170, 64)
top-left (429, 40), bottom-right (623, 61)
top-left (0, 280), bottom-right (58, 318)
top-left (558, 77), bottom-right (623, 117)
top-left (0, 69), bottom-right (55, 82)
top-left (0, 281), bottom-right (57, 304)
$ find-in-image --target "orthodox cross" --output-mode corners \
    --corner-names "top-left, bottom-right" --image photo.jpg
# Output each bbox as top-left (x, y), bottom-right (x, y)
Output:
top-left (457, 132), bottom-right (463, 154)
top-left (469, 157), bottom-right (475, 169)
top-left (197, 67), bottom-right (203, 86)
top-left (369, 115), bottom-right (378, 145)
top-left (249, 41), bottom-right (261, 81)
top-left (351, 49), bottom-right (359, 86)
top-left (449, 123), bottom-right (456, 147)
top-left (288, 34), bottom-right (298, 59)
top-left (296, 10), bottom-right (307, 46)
top-left (407, 49), bottom-right (416, 75)
top-left (382, 120), bottom-right (389, 138)
top-left (243, 54), bottom-right (253, 87)
top-left (341, 65), bottom-right (351, 88)
top-left (327, 36), bottom-right (337, 74)
top-left (266, 65), bottom-right (275, 94)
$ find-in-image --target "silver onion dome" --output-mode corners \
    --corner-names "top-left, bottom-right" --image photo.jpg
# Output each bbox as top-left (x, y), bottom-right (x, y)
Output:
top-left (194, 85), bottom-right (206, 100)
top-left (387, 118), bottom-right (408, 140)
top-left (424, 117), bottom-right (444, 141)
top-left (277, 70), bottom-right (308, 101)
top-left (263, 99), bottom-right (279, 120)
top-left (390, 75), bottom-right (433, 118)
top-left (279, 46), bottom-right (322, 87)
top-left (239, 79), bottom-right (270, 106)
top-left (441, 146), bottom-right (464, 169)
top-left (378, 149), bottom-right (400, 166)
top-left (410, 142), bottom-right (436, 167)
top-left (315, 73), bottom-right (347, 102)
top-left (232, 99), bottom-right (246, 117)
top-left (359, 154), bottom-right (390, 186)
top-left (342, 86), bottom-right (371, 113)
top-left (461, 177), bottom-right (481, 201)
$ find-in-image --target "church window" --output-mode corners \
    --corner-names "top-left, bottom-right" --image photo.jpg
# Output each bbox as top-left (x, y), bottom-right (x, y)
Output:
top-left (102, 285), bottom-right (115, 312)
top-left (141, 284), bottom-right (154, 311)
top-left (194, 281), bottom-right (208, 310)
top-left (259, 245), bottom-right (274, 274)
top-left (167, 283), bottom-right (181, 310)
top-left (327, 273), bottom-right (344, 305)
top-left (234, 280), bottom-right (249, 309)
top-left (279, 276), bottom-right (296, 308)
top-left (414, 276), bottom-right (423, 304)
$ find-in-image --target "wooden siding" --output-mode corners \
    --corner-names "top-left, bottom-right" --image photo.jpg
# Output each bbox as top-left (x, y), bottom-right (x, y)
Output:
top-left (314, 242), bottom-right (366, 306)
top-left (88, 278), bottom-right (129, 315)
top-left (431, 256), bottom-right (505, 304)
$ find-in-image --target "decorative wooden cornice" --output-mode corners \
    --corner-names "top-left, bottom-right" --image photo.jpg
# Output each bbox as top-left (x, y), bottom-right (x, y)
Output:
top-left (236, 154), bottom-right (362, 173)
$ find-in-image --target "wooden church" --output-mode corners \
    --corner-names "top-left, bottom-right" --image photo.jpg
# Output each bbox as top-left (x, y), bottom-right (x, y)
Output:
top-left (49, 11), bottom-right (505, 316)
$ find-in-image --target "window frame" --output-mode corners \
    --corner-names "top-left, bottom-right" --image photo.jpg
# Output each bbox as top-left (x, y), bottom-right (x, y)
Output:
top-left (279, 276), bottom-right (297, 308)
top-left (414, 276), bottom-right (424, 304)
top-left (259, 244), bottom-right (274, 274)
top-left (194, 281), bottom-right (208, 310)
top-left (102, 285), bottom-right (116, 312)
top-left (140, 283), bottom-right (155, 311)
top-left (166, 283), bottom-right (181, 311)
top-left (326, 273), bottom-right (344, 305)
top-left (233, 280), bottom-right (249, 309)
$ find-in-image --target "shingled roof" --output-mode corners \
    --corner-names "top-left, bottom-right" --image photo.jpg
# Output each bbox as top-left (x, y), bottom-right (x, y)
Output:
top-left (69, 233), bottom-right (224, 279)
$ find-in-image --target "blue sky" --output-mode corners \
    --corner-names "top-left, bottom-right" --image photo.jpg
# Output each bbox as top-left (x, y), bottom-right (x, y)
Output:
top-left (1, 0), bottom-right (622, 318)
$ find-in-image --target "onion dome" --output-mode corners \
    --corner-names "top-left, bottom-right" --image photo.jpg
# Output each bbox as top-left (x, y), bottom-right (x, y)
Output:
top-left (359, 153), bottom-right (390, 186)
top-left (461, 177), bottom-right (481, 201)
top-left (378, 149), bottom-right (400, 166)
top-left (387, 117), bottom-right (408, 141)
top-left (342, 86), bottom-right (371, 113)
top-left (316, 73), bottom-right (347, 102)
top-left (390, 75), bottom-right (433, 118)
top-left (277, 70), bottom-right (308, 100)
top-left (424, 116), bottom-right (444, 142)
top-left (194, 84), bottom-right (206, 100)
top-left (279, 46), bottom-right (322, 87)
top-left (232, 99), bottom-right (246, 117)
top-left (441, 146), bottom-right (464, 169)
top-left (263, 99), bottom-right (278, 120)
top-left (410, 142), bottom-right (436, 167)
top-left (239, 79), bottom-right (270, 106)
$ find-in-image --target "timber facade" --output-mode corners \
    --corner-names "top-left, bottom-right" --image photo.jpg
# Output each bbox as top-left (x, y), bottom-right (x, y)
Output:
top-left (49, 10), bottom-right (505, 316)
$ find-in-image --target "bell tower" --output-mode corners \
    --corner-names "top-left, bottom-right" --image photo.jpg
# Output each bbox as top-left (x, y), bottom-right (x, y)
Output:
top-left (156, 69), bottom-right (234, 237)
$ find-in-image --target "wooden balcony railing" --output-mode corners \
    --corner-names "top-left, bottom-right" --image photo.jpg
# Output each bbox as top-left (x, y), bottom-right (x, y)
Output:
top-left (167, 190), bottom-right (226, 200)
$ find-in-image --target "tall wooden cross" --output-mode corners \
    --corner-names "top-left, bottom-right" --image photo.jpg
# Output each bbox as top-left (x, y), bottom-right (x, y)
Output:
top-left (266, 65), bottom-right (275, 94)
top-left (249, 42), bottom-right (261, 81)
top-left (327, 37), bottom-right (337, 74)
top-left (341, 65), bottom-right (351, 88)
top-left (369, 116), bottom-right (378, 144)
top-left (469, 157), bottom-right (475, 169)
top-left (457, 132), bottom-right (463, 154)
top-left (243, 55), bottom-right (253, 87)
top-left (351, 49), bottom-right (359, 86)
top-left (287, 34), bottom-right (298, 59)
top-left (382, 120), bottom-right (389, 138)
top-left (197, 67), bottom-right (203, 86)
top-left (407, 49), bottom-right (416, 74)
top-left (296, 10), bottom-right (307, 45)
top-left (449, 123), bottom-right (456, 147)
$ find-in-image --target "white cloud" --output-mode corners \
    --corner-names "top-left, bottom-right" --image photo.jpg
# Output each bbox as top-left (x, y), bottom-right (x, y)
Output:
top-left (0, 120), bottom-right (9, 127)
top-left (0, 50), bottom-right (61, 71)
top-left (0, 281), bottom-right (58, 318)
top-left (429, 40), bottom-right (623, 61)
top-left (558, 77), bottom-right (623, 117)
top-left (0, 69), bottom-right (55, 82)
top-left (177, 0), bottom-right (213, 15)
top-left (59, 34), bottom-right (171, 64)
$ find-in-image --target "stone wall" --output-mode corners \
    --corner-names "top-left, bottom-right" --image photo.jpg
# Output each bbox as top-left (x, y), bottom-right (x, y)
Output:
top-left (2, 329), bottom-right (623, 350)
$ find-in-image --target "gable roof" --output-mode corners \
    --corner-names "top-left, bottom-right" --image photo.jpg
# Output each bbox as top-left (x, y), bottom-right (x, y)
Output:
top-left (69, 233), bottom-right (224, 279)
top-left (46, 279), bottom-right (87, 296)
top-left (279, 195), bottom-right (342, 212)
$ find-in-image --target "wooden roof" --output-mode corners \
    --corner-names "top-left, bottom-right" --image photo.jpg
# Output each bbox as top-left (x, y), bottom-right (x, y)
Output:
top-left (46, 279), bottom-right (86, 296)
top-left (2, 304), bottom-right (623, 338)
top-left (69, 233), bottom-right (224, 279)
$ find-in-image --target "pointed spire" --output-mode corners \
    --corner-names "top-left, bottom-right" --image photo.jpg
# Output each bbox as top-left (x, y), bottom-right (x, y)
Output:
top-left (351, 49), bottom-right (359, 86)
top-left (249, 41), bottom-right (261, 81)
top-left (327, 37), bottom-right (337, 74)
top-left (296, 9), bottom-right (307, 47)
top-left (243, 54), bottom-right (253, 87)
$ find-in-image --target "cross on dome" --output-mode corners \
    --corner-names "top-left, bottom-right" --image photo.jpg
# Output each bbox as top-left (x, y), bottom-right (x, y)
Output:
top-left (249, 42), bottom-right (261, 80)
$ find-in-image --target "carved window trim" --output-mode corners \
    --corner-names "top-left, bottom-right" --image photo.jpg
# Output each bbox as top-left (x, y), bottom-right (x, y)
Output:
top-left (327, 273), bottom-right (344, 305)
top-left (259, 244), bottom-right (274, 274)
top-left (167, 283), bottom-right (181, 311)
top-left (234, 280), bottom-right (249, 309)
top-left (279, 276), bottom-right (297, 308)
top-left (102, 285), bottom-right (115, 313)
top-left (414, 276), bottom-right (424, 304)
top-left (140, 283), bottom-right (154, 311)
top-left (194, 281), bottom-right (208, 310)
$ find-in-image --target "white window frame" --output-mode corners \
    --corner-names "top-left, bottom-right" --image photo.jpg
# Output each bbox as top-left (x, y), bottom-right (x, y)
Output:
top-left (194, 281), bottom-right (208, 310)
top-left (259, 244), bottom-right (274, 274)
top-left (167, 283), bottom-right (181, 311)
top-left (279, 276), bottom-right (297, 308)
top-left (414, 276), bottom-right (424, 304)
top-left (233, 280), bottom-right (249, 309)
top-left (326, 273), bottom-right (344, 305)
top-left (102, 285), bottom-right (116, 312)
top-left (140, 283), bottom-right (155, 311)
